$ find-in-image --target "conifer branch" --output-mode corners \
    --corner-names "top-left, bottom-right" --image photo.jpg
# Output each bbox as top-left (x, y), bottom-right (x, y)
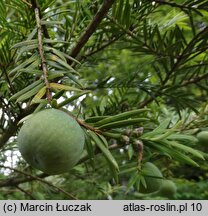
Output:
top-left (35, 8), bottom-right (52, 102)
top-left (0, 165), bottom-right (77, 200)
top-left (68, 0), bottom-right (115, 64)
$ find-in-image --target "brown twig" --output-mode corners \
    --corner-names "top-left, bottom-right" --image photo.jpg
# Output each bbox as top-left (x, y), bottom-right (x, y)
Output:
top-left (35, 8), bottom-right (52, 102)
top-left (31, 0), bottom-right (50, 39)
top-left (0, 142), bottom-right (123, 190)
top-left (0, 131), bottom-right (130, 189)
top-left (78, 140), bottom-right (129, 164)
top-left (80, 34), bottom-right (123, 62)
top-left (182, 73), bottom-right (208, 87)
top-left (15, 185), bottom-right (35, 199)
top-left (0, 172), bottom-right (48, 187)
top-left (68, 0), bottom-right (115, 64)
top-left (0, 165), bottom-right (77, 200)
top-left (21, 0), bottom-right (32, 8)
top-left (76, 118), bottom-right (102, 133)
top-left (59, 107), bottom-right (102, 133)
top-left (154, 0), bottom-right (198, 11)
top-left (0, 105), bottom-right (36, 148)
top-left (139, 70), bottom-right (208, 108)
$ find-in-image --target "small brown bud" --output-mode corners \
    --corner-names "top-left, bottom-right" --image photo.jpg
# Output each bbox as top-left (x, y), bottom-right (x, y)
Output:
top-left (122, 135), bottom-right (130, 143)
top-left (132, 127), bottom-right (144, 137)
top-left (122, 129), bottom-right (132, 136)
top-left (133, 140), bottom-right (143, 152)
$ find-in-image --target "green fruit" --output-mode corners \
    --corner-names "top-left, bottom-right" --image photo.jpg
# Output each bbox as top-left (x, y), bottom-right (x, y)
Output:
top-left (159, 180), bottom-right (177, 198)
top-left (197, 131), bottom-right (208, 145)
top-left (17, 109), bottom-right (85, 174)
top-left (139, 162), bottom-right (163, 194)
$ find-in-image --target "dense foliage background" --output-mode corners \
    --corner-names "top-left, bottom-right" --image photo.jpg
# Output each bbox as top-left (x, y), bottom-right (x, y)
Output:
top-left (1, 0), bottom-right (208, 200)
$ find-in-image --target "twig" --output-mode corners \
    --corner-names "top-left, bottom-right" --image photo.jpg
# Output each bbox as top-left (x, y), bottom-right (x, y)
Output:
top-left (0, 118), bottom-right (19, 148)
top-left (154, 0), bottom-right (198, 11)
top-left (15, 185), bottom-right (35, 199)
top-left (21, 0), bottom-right (32, 8)
top-left (78, 140), bottom-right (129, 164)
top-left (80, 34), bottom-right (123, 61)
top-left (107, 15), bottom-right (142, 43)
top-left (0, 172), bottom-right (48, 187)
top-left (139, 70), bottom-right (208, 108)
top-left (0, 165), bottom-right (77, 200)
top-left (35, 8), bottom-right (52, 102)
top-left (163, 27), bottom-right (208, 85)
top-left (0, 97), bottom-right (13, 118)
top-left (76, 118), bottom-right (102, 133)
top-left (0, 105), bottom-right (36, 148)
top-left (0, 131), bottom-right (130, 188)
top-left (138, 92), bottom-right (160, 108)
top-left (68, 0), bottom-right (115, 64)
top-left (60, 108), bottom-right (102, 133)
top-left (31, 0), bottom-right (50, 39)
top-left (181, 73), bottom-right (208, 87)
top-left (1, 66), bottom-right (22, 111)
top-left (139, 27), bottom-right (208, 108)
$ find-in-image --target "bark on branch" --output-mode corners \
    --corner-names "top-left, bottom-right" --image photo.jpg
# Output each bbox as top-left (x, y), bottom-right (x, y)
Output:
top-left (0, 165), bottom-right (77, 200)
top-left (68, 0), bottom-right (115, 64)
top-left (35, 8), bottom-right (52, 102)
top-left (0, 106), bottom-right (36, 148)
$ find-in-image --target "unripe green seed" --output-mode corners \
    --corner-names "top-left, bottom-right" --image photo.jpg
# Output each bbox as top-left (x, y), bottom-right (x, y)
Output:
top-left (17, 109), bottom-right (85, 174)
top-left (197, 131), bottom-right (208, 145)
top-left (158, 180), bottom-right (177, 198)
top-left (139, 162), bottom-right (163, 194)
